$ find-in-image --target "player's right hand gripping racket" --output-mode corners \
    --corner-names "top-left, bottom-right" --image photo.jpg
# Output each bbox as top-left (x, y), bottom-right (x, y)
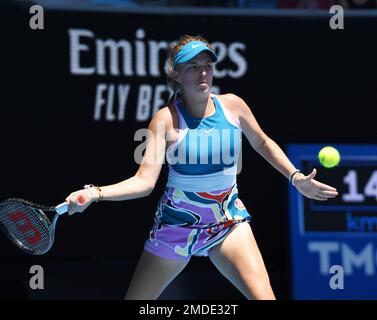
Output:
top-left (0, 196), bottom-right (85, 255)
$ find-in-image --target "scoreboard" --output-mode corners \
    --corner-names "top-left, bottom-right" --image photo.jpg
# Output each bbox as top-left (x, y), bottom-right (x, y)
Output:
top-left (287, 144), bottom-right (377, 299)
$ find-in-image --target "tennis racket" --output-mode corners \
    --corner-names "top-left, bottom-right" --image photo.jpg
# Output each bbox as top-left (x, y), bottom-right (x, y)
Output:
top-left (0, 195), bottom-right (86, 255)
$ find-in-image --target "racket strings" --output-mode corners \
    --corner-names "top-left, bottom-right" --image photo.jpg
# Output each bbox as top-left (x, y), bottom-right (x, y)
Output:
top-left (0, 201), bottom-right (52, 253)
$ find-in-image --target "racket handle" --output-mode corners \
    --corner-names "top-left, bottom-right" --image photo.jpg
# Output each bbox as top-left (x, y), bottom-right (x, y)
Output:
top-left (55, 195), bottom-right (88, 215)
top-left (55, 202), bottom-right (69, 215)
top-left (55, 195), bottom-right (87, 215)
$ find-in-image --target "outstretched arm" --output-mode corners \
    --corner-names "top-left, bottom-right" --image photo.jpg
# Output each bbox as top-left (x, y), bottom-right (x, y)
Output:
top-left (65, 108), bottom-right (168, 214)
top-left (228, 94), bottom-right (338, 201)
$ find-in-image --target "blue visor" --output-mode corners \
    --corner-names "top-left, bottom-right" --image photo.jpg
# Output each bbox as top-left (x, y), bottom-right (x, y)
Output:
top-left (173, 41), bottom-right (217, 69)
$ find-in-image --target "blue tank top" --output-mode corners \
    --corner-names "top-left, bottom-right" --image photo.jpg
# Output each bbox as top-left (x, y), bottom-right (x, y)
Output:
top-left (166, 94), bottom-right (242, 176)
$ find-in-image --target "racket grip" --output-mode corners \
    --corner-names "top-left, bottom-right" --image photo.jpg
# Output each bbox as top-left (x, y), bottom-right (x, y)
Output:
top-left (55, 195), bottom-right (87, 215)
top-left (55, 202), bottom-right (69, 215)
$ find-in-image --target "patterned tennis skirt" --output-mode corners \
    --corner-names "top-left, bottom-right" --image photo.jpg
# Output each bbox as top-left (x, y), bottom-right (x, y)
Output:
top-left (144, 183), bottom-right (251, 261)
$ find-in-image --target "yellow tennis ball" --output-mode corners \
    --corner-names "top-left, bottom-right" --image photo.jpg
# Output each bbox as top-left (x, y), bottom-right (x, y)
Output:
top-left (318, 146), bottom-right (340, 168)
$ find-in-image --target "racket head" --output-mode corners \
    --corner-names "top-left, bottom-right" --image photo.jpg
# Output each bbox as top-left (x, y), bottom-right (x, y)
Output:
top-left (0, 198), bottom-right (58, 255)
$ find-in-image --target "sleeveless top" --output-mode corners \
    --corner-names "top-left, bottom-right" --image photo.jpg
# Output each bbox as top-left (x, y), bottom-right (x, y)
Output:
top-left (166, 94), bottom-right (242, 192)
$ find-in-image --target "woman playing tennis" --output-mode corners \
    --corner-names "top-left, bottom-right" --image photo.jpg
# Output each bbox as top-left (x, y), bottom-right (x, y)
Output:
top-left (65, 35), bottom-right (338, 300)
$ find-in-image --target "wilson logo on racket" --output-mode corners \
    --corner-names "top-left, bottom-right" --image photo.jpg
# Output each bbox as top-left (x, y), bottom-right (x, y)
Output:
top-left (0, 197), bottom-right (84, 255)
top-left (9, 211), bottom-right (42, 244)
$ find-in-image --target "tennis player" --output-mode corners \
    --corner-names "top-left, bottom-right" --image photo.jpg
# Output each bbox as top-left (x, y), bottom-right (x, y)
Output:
top-left (65, 35), bottom-right (338, 300)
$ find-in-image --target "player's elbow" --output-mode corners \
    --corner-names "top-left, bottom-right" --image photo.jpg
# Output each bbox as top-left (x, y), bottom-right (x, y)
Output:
top-left (136, 180), bottom-right (154, 197)
top-left (144, 184), bottom-right (155, 196)
top-left (135, 175), bottom-right (156, 197)
top-left (252, 134), bottom-right (269, 152)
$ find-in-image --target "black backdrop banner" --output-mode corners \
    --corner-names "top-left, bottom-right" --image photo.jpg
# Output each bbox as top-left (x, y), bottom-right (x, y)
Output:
top-left (1, 6), bottom-right (376, 299)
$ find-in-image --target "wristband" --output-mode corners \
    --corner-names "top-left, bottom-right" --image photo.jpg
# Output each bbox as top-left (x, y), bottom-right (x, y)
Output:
top-left (289, 170), bottom-right (301, 186)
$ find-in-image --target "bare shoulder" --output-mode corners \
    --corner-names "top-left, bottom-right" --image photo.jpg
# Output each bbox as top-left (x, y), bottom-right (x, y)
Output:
top-left (148, 105), bottom-right (172, 129)
top-left (148, 104), bottom-right (178, 141)
top-left (218, 93), bottom-right (243, 104)
top-left (216, 93), bottom-right (249, 119)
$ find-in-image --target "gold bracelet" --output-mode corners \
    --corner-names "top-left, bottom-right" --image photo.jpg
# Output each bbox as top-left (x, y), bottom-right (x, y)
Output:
top-left (95, 186), bottom-right (103, 202)
top-left (84, 184), bottom-right (103, 202)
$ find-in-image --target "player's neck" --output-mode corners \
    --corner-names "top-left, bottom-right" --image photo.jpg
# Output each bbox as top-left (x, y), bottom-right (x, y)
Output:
top-left (180, 93), bottom-right (212, 118)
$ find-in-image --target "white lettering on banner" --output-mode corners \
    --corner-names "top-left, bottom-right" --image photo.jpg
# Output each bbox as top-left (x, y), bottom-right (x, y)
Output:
top-left (135, 84), bottom-right (174, 122)
top-left (68, 28), bottom-right (247, 78)
top-left (106, 85), bottom-right (116, 121)
top-left (213, 42), bottom-right (227, 78)
top-left (68, 28), bottom-right (168, 77)
top-left (118, 85), bottom-right (130, 121)
top-left (342, 243), bottom-right (374, 275)
top-left (69, 29), bottom-right (95, 75)
top-left (96, 39), bottom-right (133, 76)
top-left (212, 42), bottom-right (247, 78)
top-left (93, 84), bottom-right (219, 122)
top-left (149, 41), bottom-right (169, 77)
top-left (67, 27), bottom-right (246, 122)
top-left (308, 241), bottom-right (339, 274)
top-left (94, 84), bottom-right (107, 120)
top-left (135, 29), bottom-right (147, 76)
top-left (132, 85), bottom-right (220, 123)
top-left (153, 85), bottom-right (167, 116)
top-left (136, 85), bottom-right (153, 122)
top-left (94, 84), bottom-right (131, 121)
top-left (308, 241), bottom-right (376, 275)
top-left (228, 42), bottom-right (247, 78)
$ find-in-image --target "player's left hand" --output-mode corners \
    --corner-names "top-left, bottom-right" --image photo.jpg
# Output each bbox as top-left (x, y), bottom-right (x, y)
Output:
top-left (294, 168), bottom-right (338, 201)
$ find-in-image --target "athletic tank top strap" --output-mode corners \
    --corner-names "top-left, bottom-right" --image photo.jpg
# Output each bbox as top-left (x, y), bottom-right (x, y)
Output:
top-left (210, 94), bottom-right (241, 129)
